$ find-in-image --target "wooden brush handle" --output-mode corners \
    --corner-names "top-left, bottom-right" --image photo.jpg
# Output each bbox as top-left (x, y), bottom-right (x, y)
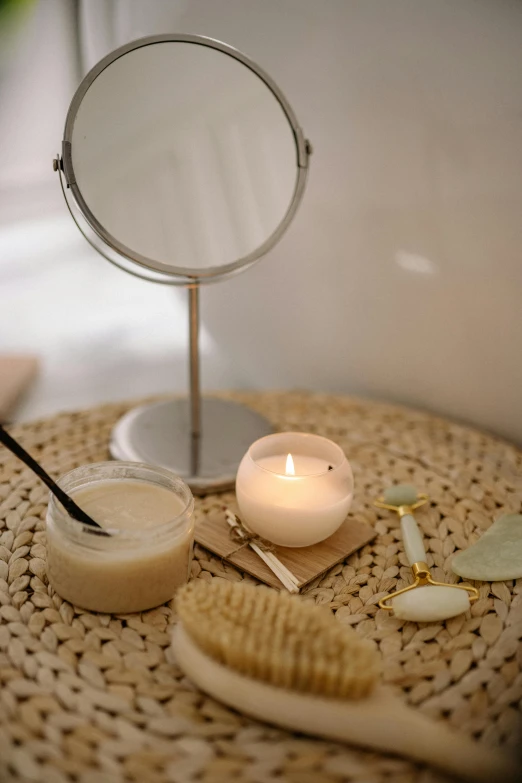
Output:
top-left (173, 626), bottom-right (519, 783)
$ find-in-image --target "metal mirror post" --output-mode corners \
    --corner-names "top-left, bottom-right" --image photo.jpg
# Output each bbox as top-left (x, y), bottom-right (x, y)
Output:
top-left (54, 34), bottom-right (311, 493)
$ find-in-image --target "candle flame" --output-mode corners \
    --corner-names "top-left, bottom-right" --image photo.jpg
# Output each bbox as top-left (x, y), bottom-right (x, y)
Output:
top-left (286, 453), bottom-right (295, 476)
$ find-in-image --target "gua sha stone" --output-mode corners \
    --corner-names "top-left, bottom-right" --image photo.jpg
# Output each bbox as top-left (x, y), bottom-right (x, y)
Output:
top-left (451, 513), bottom-right (522, 582)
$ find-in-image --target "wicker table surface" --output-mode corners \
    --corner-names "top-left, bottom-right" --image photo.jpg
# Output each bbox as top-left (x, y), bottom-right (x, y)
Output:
top-left (0, 391), bottom-right (521, 783)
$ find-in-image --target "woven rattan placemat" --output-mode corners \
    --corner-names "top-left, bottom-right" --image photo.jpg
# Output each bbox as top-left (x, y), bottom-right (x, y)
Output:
top-left (0, 391), bottom-right (521, 783)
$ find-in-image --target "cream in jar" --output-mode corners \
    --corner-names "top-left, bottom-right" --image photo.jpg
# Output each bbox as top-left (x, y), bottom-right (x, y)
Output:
top-left (46, 462), bottom-right (194, 614)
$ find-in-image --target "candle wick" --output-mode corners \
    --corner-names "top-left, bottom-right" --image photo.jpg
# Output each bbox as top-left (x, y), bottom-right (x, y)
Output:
top-left (328, 465), bottom-right (334, 471)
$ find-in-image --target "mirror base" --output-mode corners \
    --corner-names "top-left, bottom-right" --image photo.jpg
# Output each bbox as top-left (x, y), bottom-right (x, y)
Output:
top-left (109, 398), bottom-right (273, 495)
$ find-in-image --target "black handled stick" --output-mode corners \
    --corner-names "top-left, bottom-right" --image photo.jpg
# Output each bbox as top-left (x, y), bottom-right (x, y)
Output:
top-left (0, 424), bottom-right (103, 531)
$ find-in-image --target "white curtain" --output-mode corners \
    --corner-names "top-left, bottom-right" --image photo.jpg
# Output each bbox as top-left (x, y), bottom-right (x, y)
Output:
top-left (0, 0), bottom-right (78, 225)
top-left (0, 0), bottom-right (188, 225)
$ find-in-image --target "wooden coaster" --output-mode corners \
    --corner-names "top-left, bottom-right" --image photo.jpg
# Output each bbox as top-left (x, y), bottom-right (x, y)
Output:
top-left (195, 511), bottom-right (376, 590)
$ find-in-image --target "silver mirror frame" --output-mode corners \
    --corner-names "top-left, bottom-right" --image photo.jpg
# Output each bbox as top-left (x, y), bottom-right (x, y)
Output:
top-left (57, 169), bottom-right (196, 286)
top-left (55, 33), bottom-right (312, 493)
top-left (59, 33), bottom-right (311, 285)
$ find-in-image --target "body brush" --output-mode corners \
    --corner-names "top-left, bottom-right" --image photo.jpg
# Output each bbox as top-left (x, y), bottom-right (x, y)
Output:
top-left (173, 580), bottom-right (518, 782)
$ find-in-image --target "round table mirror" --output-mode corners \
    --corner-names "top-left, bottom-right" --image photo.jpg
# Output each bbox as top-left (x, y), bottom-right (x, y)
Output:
top-left (55, 34), bottom-right (311, 493)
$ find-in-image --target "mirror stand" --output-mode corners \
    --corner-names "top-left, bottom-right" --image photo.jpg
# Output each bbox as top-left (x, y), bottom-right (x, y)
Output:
top-left (54, 34), bottom-right (311, 495)
top-left (109, 285), bottom-right (273, 494)
top-left (56, 158), bottom-right (272, 494)
top-left (188, 285), bottom-right (201, 478)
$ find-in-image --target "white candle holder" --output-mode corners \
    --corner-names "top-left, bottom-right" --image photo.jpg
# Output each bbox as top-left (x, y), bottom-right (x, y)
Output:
top-left (236, 432), bottom-right (354, 547)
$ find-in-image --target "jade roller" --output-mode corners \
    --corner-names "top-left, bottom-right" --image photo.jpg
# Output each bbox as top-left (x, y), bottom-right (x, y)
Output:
top-left (374, 485), bottom-right (478, 622)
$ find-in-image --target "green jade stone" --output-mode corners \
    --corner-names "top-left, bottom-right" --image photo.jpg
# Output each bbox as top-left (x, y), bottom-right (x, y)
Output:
top-left (451, 514), bottom-right (522, 582)
top-left (383, 484), bottom-right (419, 507)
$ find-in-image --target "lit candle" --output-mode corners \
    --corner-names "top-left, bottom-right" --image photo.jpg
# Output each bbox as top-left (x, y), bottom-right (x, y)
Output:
top-left (236, 433), bottom-right (354, 547)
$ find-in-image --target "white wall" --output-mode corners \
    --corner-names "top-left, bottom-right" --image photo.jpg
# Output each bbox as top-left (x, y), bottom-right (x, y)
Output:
top-left (187, 0), bottom-right (522, 444)
top-left (1, 0), bottom-right (522, 444)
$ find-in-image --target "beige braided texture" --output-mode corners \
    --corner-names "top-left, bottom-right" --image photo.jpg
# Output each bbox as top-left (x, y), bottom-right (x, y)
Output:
top-left (0, 391), bottom-right (521, 783)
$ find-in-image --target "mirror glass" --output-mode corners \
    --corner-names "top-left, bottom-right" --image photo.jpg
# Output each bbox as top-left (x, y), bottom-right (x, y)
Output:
top-left (68, 41), bottom-right (299, 275)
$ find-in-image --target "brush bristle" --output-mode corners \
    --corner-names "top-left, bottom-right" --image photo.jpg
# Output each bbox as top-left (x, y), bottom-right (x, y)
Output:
top-left (175, 580), bottom-right (380, 699)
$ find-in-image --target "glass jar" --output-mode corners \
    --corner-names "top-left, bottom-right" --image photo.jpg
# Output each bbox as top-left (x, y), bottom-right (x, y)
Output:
top-left (46, 461), bottom-right (194, 613)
